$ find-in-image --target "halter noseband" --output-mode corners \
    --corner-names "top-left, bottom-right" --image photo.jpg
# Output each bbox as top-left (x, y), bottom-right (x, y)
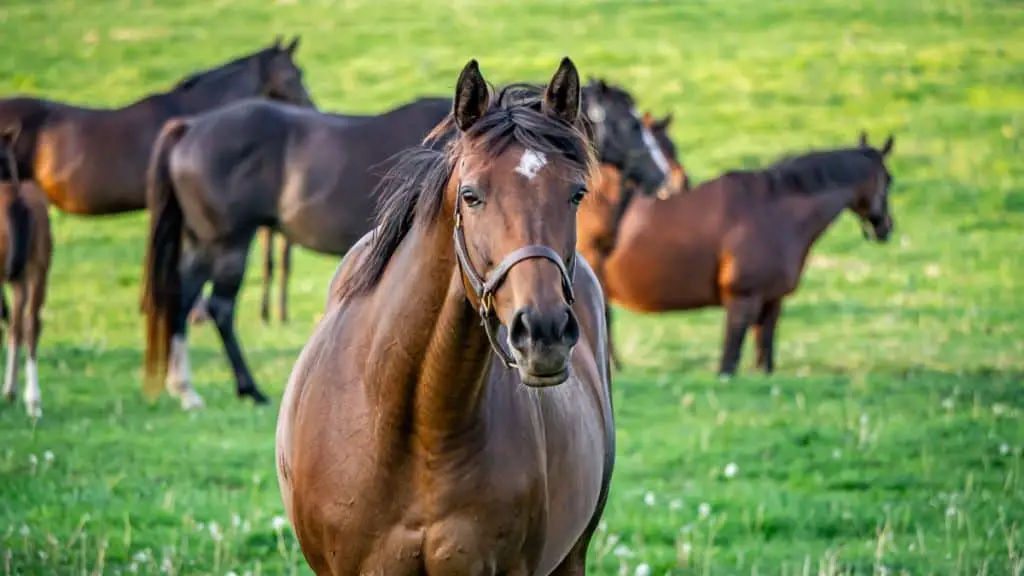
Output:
top-left (451, 193), bottom-right (576, 368)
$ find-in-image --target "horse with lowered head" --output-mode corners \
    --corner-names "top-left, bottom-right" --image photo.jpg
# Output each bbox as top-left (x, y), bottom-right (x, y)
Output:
top-left (276, 57), bottom-right (615, 575)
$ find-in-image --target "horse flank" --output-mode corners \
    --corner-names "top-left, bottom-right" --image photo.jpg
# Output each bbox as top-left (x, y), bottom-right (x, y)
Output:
top-left (337, 83), bottom-right (597, 301)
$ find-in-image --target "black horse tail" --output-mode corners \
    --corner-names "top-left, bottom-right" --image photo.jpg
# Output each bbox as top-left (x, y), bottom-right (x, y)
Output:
top-left (141, 117), bottom-right (189, 396)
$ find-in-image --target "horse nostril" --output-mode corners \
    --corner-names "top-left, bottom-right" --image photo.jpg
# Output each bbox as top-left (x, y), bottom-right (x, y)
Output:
top-left (509, 307), bottom-right (532, 353)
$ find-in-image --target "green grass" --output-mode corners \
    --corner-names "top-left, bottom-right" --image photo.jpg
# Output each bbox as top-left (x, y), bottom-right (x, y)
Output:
top-left (2, 0), bottom-right (1023, 574)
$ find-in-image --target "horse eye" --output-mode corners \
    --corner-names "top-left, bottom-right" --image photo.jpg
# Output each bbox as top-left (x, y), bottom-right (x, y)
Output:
top-left (570, 186), bottom-right (588, 206)
top-left (460, 186), bottom-right (483, 208)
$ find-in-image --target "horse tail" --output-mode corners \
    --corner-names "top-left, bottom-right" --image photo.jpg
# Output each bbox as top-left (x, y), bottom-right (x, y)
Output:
top-left (140, 117), bottom-right (189, 395)
top-left (1, 124), bottom-right (31, 282)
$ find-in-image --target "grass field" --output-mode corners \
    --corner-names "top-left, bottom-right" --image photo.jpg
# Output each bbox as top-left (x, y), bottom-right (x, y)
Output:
top-left (2, 0), bottom-right (1023, 574)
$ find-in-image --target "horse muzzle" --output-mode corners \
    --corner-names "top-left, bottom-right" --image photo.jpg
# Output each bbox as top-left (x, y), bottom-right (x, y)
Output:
top-left (507, 305), bottom-right (579, 387)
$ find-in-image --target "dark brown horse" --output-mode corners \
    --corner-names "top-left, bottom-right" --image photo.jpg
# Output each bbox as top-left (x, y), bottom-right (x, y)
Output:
top-left (0, 36), bottom-right (312, 216)
top-left (0, 129), bottom-right (53, 419)
top-left (184, 96), bottom-right (455, 327)
top-left (276, 57), bottom-right (614, 576)
top-left (250, 78), bottom-right (672, 326)
top-left (586, 132), bottom-right (895, 376)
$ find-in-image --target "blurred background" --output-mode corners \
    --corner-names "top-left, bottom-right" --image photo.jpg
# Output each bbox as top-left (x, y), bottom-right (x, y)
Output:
top-left (0, 0), bottom-right (1022, 574)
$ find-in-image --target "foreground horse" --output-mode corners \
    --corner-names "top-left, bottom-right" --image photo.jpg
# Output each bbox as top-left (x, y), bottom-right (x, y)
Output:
top-left (590, 132), bottom-right (896, 376)
top-left (276, 57), bottom-right (615, 575)
top-left (252, 78), bottom-right (672, 325)
top-left (0, 130), bottom-right (53, 419)
top-left (0, 36), bottom-right (312, 215)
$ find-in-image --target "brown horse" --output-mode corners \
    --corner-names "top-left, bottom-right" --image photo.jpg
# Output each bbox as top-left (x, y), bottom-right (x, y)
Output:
top-left (252, 79), bottom-right (672, 326)
top-left (275, 58), bottom-right (615, 575)
top-left (642, 112), bottom-right (691, 197)
top-left (0, 129), bottom-right (53, 419)
top-left (0, 35), bottom-right (312, 216)
top-left (587, 132), bottom-right (895, 376)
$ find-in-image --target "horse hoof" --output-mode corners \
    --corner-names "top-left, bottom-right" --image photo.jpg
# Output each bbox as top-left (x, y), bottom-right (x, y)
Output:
top-left (26, 402), bottom-right (41, 420)
top-left (717, 372), bottom-right (733, 383)
top-left (245, 390), bottom-right (271, 405)
top-left (180, 391), bottom-right (205, 411)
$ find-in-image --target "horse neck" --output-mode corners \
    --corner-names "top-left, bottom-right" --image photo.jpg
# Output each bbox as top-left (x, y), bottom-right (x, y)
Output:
top-left (780, 184), bottom-right (855, 247)
top-left (369, 208), bottom-right (497, 453)
top-left (171, 71), bottom-right (262, 115)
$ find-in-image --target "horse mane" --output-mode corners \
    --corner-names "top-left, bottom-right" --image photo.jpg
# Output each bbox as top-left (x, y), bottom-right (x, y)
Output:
top-left (172, 46), bottom-right (277, 92)
top-left (338, 83), bottom-right (596, 300)
top-left (758, 147), bottom-right (881, 196)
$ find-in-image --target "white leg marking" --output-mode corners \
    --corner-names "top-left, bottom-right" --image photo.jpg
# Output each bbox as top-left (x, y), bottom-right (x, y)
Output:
top-left (515, 149), bottom-right (548, 180)
top-left (166, 335), bottom-right (204, 411)
top-left (2, 339), bottom-right (17, 400)
top-left (24, 357), bottom-right (40, 419)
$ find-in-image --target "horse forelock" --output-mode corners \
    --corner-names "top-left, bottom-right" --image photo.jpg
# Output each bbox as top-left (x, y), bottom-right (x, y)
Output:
top-left (336, 86), bottom-right (595, 301)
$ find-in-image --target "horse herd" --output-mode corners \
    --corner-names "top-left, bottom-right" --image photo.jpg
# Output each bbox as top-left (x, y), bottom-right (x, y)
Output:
top-left (0, 34), bottom-right (898, 573)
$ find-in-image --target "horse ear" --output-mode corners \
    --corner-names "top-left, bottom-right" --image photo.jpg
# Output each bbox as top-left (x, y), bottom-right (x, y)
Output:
top-left (642, 111), bottom-right (654, 126)
top-left (543, 57), bottom-right (581, 125)
top-left (660, 113), bottom-right (674, 128)
top-left (453, 59), bottom-right (489, 132)
top-left (272, 35), bottom-right (283, 50)
top-left (286, 35), bottom-right (300, 55)
top-left (858, 130), bottom-right (869, 148)
top-left (880, 134), bottom-right (894, 157)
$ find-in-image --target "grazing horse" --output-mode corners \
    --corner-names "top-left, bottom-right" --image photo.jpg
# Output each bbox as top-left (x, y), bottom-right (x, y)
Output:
top-left (251, 78), bottom-right (671, 326)
top-left (0, 129), bottom-right (53, 419)
top-left (275, 58), bottom-right (615, 575)
top-left (588, 132), bottom-right (896, 376)
top-left (0, 35), bottom-right (312, 216)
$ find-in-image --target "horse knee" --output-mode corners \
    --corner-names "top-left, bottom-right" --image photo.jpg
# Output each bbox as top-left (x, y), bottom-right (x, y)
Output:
top-left (205, 295), bottom-right (235, 326)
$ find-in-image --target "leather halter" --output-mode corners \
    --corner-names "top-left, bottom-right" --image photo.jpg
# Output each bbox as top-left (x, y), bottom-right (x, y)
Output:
top-left (451, 193), bottom-right (576, 368)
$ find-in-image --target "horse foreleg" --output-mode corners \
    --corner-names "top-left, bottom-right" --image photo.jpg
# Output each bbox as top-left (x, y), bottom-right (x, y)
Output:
top-left (2, 284), bottom-right (25, 407)
top-left (718, 295), bottom-right (761, 379)
top-left (207, 244), bottom-right (269, 405)
top-left (278, 235), bottom-right (292, 324)
top-left (23, 273), bottom-right (47, 420)
top-left (168, 255), bottom-right (210, 411)
top-left (260, 227), bottom-right (275, 325)
top-left (753, 298), bottom-right (783, 375)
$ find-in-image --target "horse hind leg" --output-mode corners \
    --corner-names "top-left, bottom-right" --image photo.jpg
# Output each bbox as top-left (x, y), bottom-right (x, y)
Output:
top-left (753, 298), bottom-right (783, 374)
top-left (167, 254), bottom-right (211, 411)
top-left (206, 241), bottom-right (270, 405)
top-left (278, 235), bottom-right (292, 324)
top-left (2, 283), bottom-right (25, 409)
top-left (260, 227), bottom-right (275, 325)
top-left (22, 271), bottom-right (48, 419)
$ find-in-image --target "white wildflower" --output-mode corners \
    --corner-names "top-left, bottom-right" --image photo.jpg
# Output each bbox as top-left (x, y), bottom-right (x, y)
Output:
top-left (272, 516), bottom-right (288, 532)
top-left (634, 563), bottom-right (651, 576)
top-left (28, 454), bottom-right (38, 467)
top-left (133, 550), bottom-right (150, 564)
top-left (945, 505), bottom-right (956, 517)
top-left (723, 463), bottom-right (739, 479)
top-left (43, 451), bottom-right (54, 464)
top-left (18, 524), bottom-right (29, 537)
top-left (613, 544), bottom-right (634, 558)
top-left (226, 572), bottom-right (239, 576)
top-left (941, 397), bottom-right (954, 410)
top-left (231, 514), bottom-right (241, 528)
top-left (669, 499), bottom-right (683, 511)
top-left (208, 521), bottom-right (223, 542)
top-left (681, 542), bottom-right (693, 555)
top-left (999, 443), bottom-right (1010, 456)
top-left (643, 492), bottom-right (655, 506)
top-left (698, 502), bottom-right (712, 519)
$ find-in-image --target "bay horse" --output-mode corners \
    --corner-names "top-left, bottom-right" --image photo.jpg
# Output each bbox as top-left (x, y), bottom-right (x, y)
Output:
top-left (275, 58), bottom-right (615, 575)
top-left (0, 35), bottom-right (312, 216)
top-left (0, 129), bottom-right (53, 419)
top-left (248, 78), bottom-right (672, 326)
top-left (588, 132), bottom-right (895, 376)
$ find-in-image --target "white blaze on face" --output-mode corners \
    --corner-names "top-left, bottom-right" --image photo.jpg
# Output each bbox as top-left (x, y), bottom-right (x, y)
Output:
top-left (515, 149), bottom-right (548, 181)
top-left (632, 109), bottom-right (671, 176)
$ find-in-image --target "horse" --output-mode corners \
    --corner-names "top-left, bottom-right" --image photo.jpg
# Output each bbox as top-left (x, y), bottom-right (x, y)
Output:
top-left (641, 112), bottom-right (691, 197)
top-left (586, 132), bottom-right (895, 376)
top-left (0, 35), bottom-right (312, 216)
top-left (247, 78), bottom-right (672, 326)
top-left (182, 95), bottom-right (455, 328)
top-left (0, 128), bottom-right (53, 419)
top-left (274, 57), bottom-right (614, 575)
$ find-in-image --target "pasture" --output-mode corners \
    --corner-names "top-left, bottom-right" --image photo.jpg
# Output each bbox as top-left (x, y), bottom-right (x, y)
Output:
top-left (2, 0), bottom-right (1023, 573)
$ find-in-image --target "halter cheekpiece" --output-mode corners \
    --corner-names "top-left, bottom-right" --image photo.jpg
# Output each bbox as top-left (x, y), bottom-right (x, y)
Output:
top-left (451, 193), bottom-right (576, 368)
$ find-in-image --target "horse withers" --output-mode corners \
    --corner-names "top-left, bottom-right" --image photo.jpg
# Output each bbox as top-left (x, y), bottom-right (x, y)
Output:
top-left (276, 58), bottom-right (615, 575)
top-left (0, 129), bottom-right (53, 419)
top-left (587, 132), bottom-right (895, 376)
